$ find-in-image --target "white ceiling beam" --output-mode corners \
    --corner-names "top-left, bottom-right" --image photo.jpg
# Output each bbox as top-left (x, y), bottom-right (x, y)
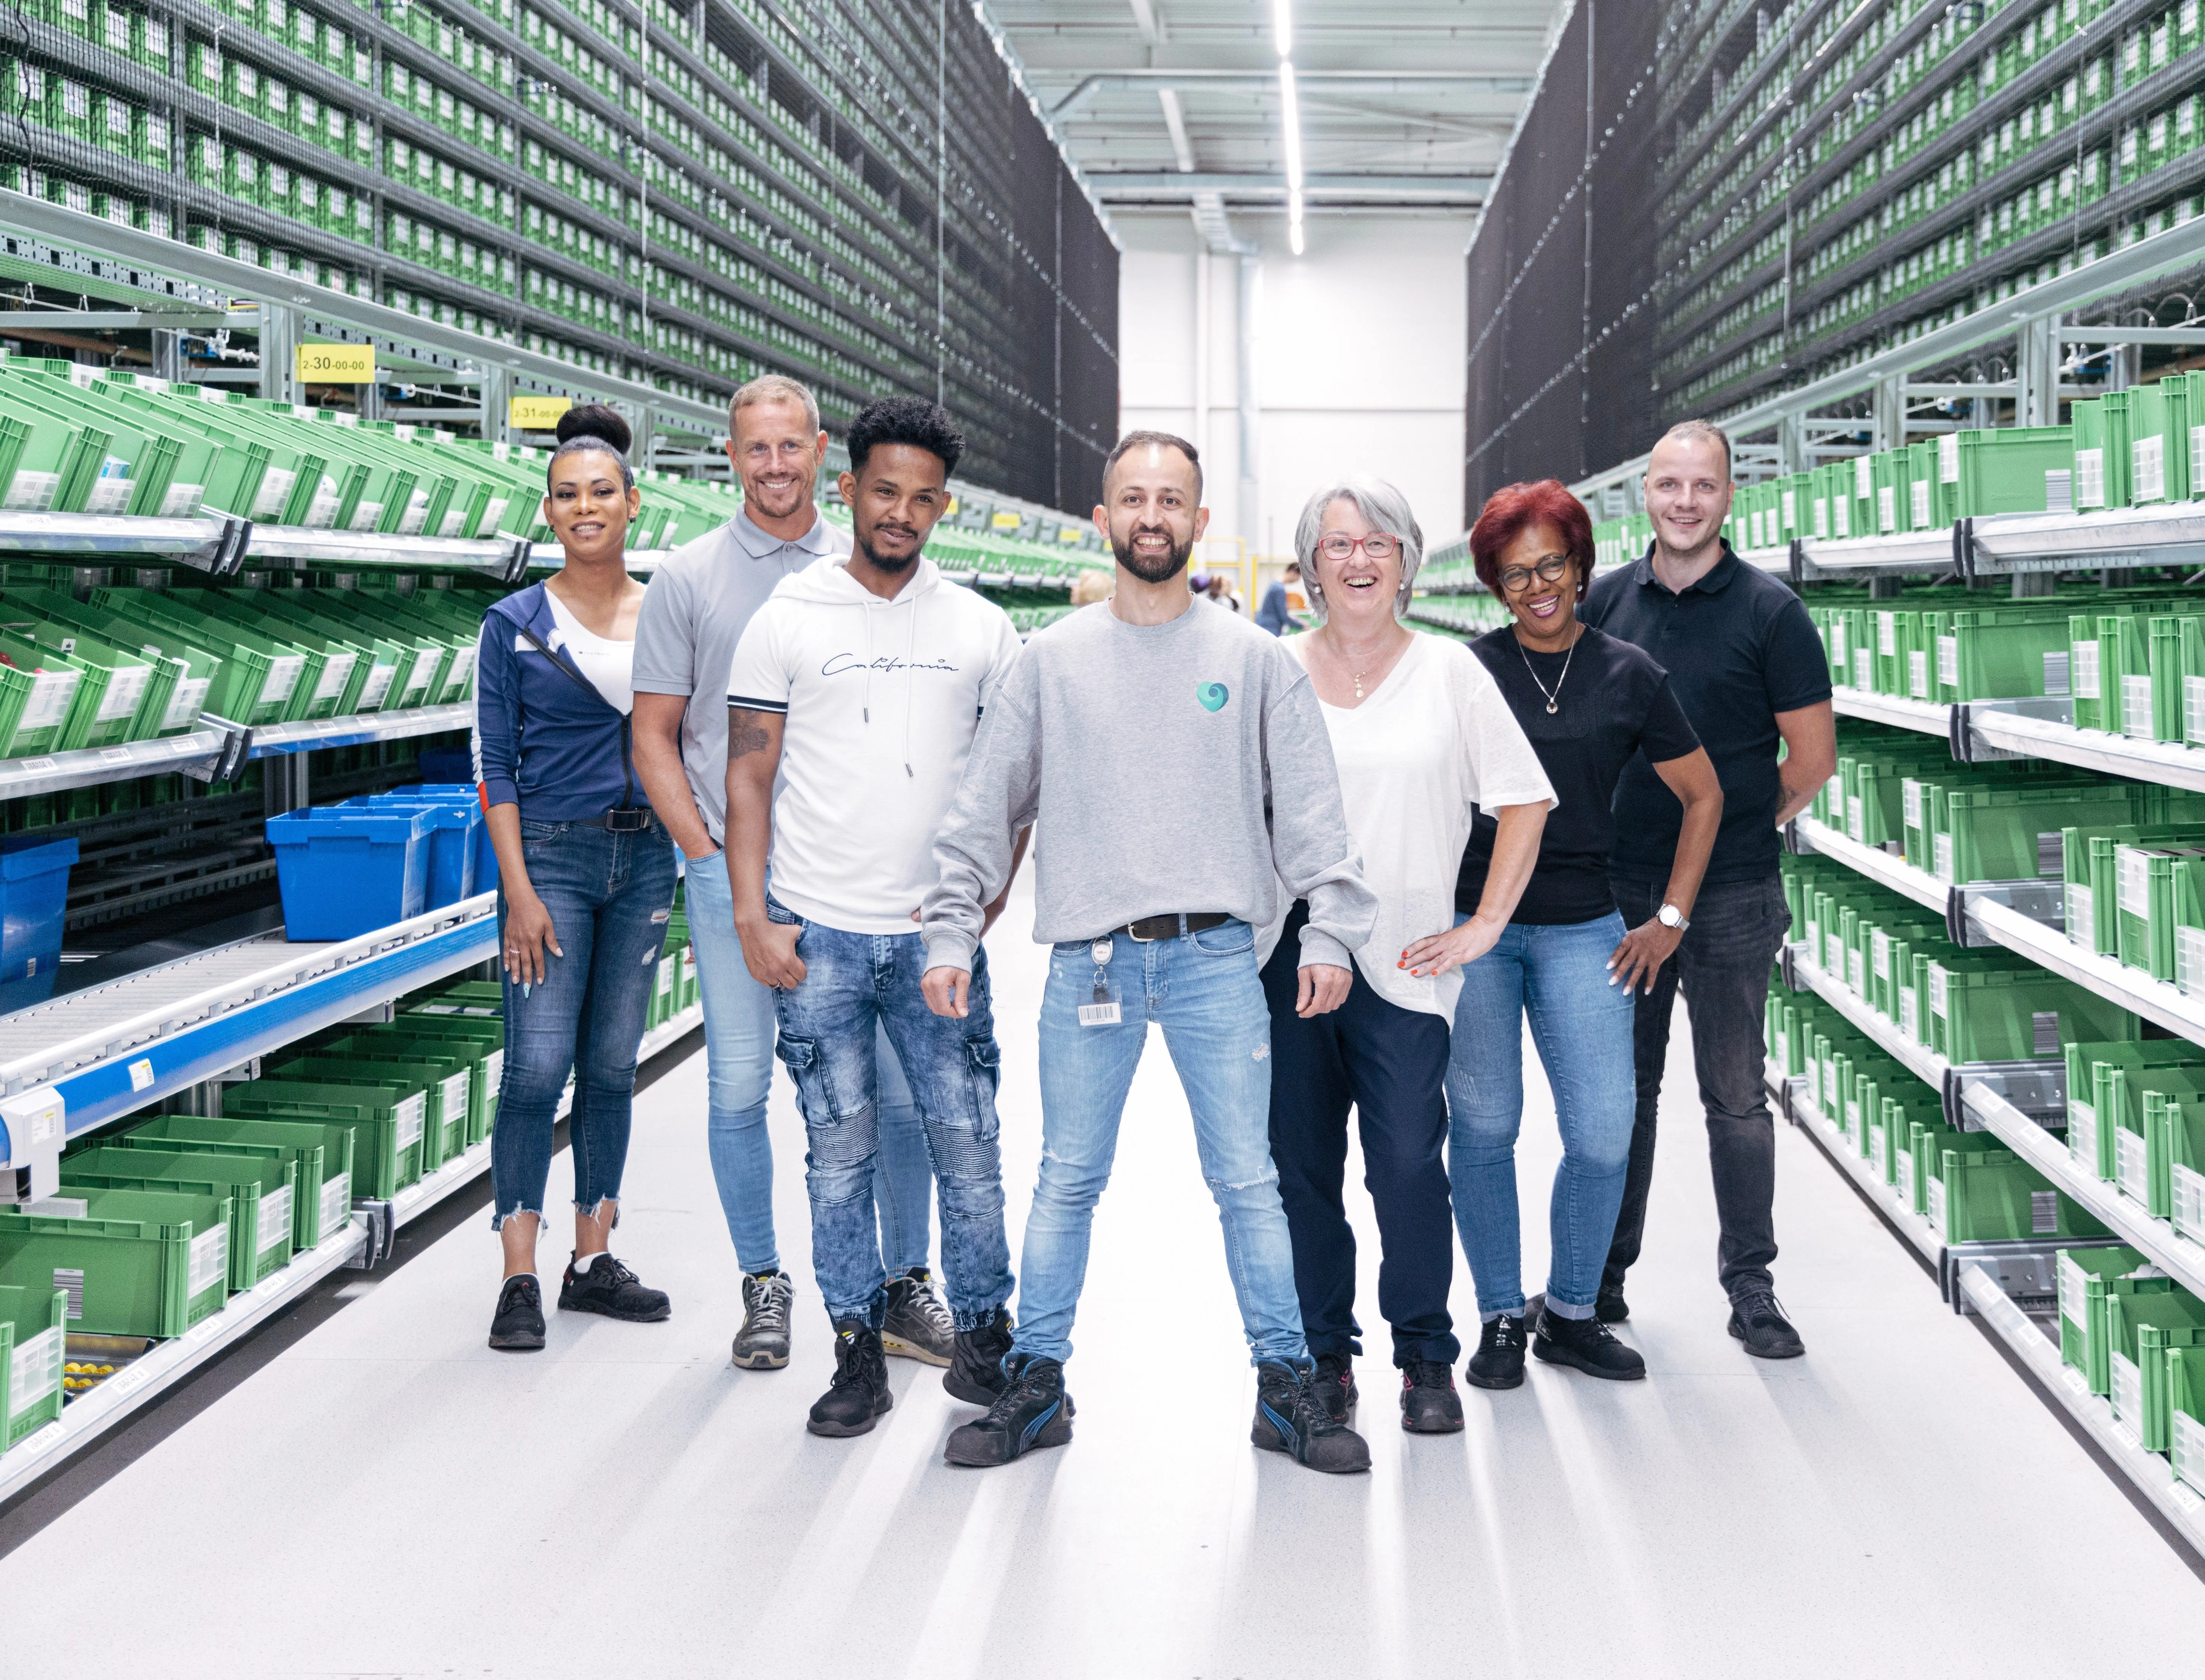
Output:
top-left (1126, 0), bottom-right (1164, 44)
top-left (1157, 88), bottom-right (1196, 173)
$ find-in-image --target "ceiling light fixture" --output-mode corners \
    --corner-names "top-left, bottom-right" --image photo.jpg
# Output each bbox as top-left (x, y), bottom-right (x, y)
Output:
top-left (1271, 0), bottom-right (1292, 56)
top-left (1279, 60), bottom-right (1305, 255)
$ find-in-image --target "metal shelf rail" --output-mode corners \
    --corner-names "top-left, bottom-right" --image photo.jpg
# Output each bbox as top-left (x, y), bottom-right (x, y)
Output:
top-left (0, 994), bottom-right (703, 1506)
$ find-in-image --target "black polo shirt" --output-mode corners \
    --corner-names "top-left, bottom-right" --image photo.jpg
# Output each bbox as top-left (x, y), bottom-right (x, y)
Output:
top-left (1581, 542), bottom-right (1831, 887)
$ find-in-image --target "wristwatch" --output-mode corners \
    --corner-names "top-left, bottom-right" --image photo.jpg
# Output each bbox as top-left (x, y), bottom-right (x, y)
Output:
top-left (1657, 903), bottom-right (1690, 932)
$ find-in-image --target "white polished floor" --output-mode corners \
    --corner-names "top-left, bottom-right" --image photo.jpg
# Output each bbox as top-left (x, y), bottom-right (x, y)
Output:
top-left (3, 867), bottom-right (2201, 1678)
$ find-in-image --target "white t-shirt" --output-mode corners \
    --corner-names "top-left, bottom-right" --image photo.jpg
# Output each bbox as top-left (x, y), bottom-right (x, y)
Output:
top-left (728, 554), bottom-right (1023, 935)
top-left (545, 591), bottom-right (635, 716)
top-left (1258, 632), bottom-right (1557, 1016)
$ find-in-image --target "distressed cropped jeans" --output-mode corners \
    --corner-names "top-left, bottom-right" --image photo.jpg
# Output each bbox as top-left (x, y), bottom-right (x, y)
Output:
top-left (1013, 918), bottom-right (1307, 1370)
top-left (767, 896), bottom-right (1013, 1330)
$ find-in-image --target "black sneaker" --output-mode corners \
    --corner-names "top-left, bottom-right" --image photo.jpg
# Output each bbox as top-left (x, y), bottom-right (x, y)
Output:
top-left (1250, 1360), bottom-right (1371, 1474)
top-left (1465, 1312), bottom-right (1527, 1390)
top-left (807, 1320), bottom-right (893, 1437)
top-left (1399, 1359), bottom-right (1465, 1432)
top-left (881, 1267), bottom-right (956, 1367)
top-left (943, 1305), bottom-right (1016, 1405)
top-left (1312, 1352), bottom-right (1358, 1425)
top-left (1728, 1288), bottom-right (1804, 1359)
top-left (556, 1253), bottom-right (671, 1322)
top-left (944, 1353), bottom-right (1074, 1466)
top-left (488, 1274), bottom-right (545, 1352)
top-left (1532, 1308), bottom-right (1646, 1380)
top-left (732, 1270), bottom-right (793, 1369)
top-left (1595, 1284), bottom-right (1630, 1324)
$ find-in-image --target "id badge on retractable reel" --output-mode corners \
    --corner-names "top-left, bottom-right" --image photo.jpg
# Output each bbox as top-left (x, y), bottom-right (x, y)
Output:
top-left (1078, 937), bottom-right (1121, 1026)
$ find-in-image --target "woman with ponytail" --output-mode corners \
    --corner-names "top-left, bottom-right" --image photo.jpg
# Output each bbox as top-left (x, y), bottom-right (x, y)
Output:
top-left (471, 404), bottom-right (679, 1350)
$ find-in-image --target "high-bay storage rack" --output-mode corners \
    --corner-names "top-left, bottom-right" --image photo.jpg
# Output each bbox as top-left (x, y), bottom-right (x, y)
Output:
top-left (0, 0), bottom-right (1119, 509)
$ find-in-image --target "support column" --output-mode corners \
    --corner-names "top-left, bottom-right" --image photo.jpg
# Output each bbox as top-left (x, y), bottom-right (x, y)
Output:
top-left (1871, 372), bottom-right (1905, 452)
top-left (1779, 410), bottom-right (1806, 476)
top-left (2017, 315), bottom-right (2061, 426)
top-left (482, 363), bottom-right (514, 445)
top-left (149, 328), bottom-right (181, 383)
top-left (1236, 253), bottom-right (1261, 554)
top-left (257, 304), bottom-right (296, 406)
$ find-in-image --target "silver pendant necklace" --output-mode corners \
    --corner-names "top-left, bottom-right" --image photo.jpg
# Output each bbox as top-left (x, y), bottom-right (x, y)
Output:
top-left (1518, 624), bottom-right (1583, 714)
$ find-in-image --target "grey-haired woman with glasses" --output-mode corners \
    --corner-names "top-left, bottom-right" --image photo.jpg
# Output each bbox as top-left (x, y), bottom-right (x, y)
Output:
top-left (1255, 476), bottom-right (1555, 1436)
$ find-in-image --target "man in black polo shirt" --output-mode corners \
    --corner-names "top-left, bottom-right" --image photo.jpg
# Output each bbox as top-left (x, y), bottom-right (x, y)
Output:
top-left (1581, 419), bottom-right (1836, 1358)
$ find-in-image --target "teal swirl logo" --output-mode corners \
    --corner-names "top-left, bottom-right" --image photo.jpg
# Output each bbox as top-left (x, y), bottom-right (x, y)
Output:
top-left (1196, 681), bottom-right (1229, 712)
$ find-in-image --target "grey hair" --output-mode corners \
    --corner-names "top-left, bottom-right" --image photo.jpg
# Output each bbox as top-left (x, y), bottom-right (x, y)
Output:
top-left (1293, 477), bottom-right (1426, 623)
top-left (730, 372), bottom-right (821, 437)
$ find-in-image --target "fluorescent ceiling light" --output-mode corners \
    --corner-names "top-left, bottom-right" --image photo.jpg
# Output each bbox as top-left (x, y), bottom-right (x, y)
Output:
top-left (1278, 61), bottom-right (1303, 192)
top-left (1289, 188), bottom-right (1305, 255)
top-left (1272, 0), bottom-right (1292, 56)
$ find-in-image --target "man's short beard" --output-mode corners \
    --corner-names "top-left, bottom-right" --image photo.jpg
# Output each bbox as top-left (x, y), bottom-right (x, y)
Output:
top-left (856, 531), bottom-right (918, 573)
top-left (1114, 527), bottom-right (1192, 583)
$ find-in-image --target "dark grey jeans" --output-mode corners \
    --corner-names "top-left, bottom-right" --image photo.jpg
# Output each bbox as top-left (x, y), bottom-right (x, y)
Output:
top-left (1603, 873), bottom-right (1792, 1300)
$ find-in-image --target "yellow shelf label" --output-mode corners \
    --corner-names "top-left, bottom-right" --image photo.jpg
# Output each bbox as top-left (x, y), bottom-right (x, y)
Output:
top-left (990, 509), bottom-right (1022, 531)
top-left (509, 394), bottom-right (572, 430)
top-left (294, 343), bottom-right (375, 383)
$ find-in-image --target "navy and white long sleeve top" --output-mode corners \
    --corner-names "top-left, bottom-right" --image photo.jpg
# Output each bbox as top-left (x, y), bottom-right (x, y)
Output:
top-left (471, 583), bottom-right (635, 820)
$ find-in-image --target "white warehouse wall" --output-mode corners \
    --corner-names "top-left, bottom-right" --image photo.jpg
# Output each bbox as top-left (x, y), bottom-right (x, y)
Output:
top-left (1113, 210), bottom-right (1469, 567)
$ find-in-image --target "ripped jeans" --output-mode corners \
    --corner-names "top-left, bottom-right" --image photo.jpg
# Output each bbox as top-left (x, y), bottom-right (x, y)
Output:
top-left (768, 898), bottom-right (1013, 1330)
top-left (490, 817), bottom-right (678, 1229)
top-left (1013, 918), bottom-right (1307, 1370)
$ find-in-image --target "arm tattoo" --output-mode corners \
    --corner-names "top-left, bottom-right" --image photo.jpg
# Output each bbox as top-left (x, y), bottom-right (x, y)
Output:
top-left (729, 710), bottom-right (773, 760)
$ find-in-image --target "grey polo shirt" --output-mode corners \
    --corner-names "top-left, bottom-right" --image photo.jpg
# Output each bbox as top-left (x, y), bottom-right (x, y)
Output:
top-left (631, 504), bottom-right (851, 844)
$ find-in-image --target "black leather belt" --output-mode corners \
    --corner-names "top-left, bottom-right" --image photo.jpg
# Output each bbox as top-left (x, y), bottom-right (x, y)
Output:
top-left (1113, 912), bottom-right (1230, 942)
top-left (582, 808), bottom-right (655, 832)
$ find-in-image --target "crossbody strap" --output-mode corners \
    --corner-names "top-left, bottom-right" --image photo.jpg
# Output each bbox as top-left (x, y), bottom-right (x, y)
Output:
top-left (514, 619), bottom-right (638, 812)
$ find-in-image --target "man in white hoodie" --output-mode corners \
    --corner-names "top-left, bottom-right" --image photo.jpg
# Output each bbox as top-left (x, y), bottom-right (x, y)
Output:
top-left (725, 396), bottom-right (1024, 1438)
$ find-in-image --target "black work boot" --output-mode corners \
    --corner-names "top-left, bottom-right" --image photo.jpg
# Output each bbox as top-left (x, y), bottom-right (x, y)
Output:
top-left (944, 1353), bottom-right (1074, 1466)
top-left (1728, 1288), bottom-right (1804, 1359)
top-left (1250, 1360), bottom-right (1370, 1474)
top-left (1465, 1312), bottom-right (1527, 1390)
top-left (944, 1305), bottom-right (1016, 1405)
top-left (807, 1319), bottom-right (893, 1437)
top-left (556, 1252), bottom-right (671, 1322)
top-left (488, 1275), bottom-right (545, 1352)
top-left (1399, 1359), bottom-right (1465, 1432)
top-left (1533, 1307), bottom-right (1647, 1380)
top-left (881, 1268), bottom-right (956, 1366)
top-left (1312, 1351), bottom-right (1358, 1425)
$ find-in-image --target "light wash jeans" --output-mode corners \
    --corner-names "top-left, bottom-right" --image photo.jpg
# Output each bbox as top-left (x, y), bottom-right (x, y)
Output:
top-left (1014, 918), bottom-right (1308, 1369)
top-left (680, 850), bottom-right (933, 1276)
top-left (767, 897), bottom-right (1012, 1330)
top-left (1446, 911), bottom-right (1636, 1321)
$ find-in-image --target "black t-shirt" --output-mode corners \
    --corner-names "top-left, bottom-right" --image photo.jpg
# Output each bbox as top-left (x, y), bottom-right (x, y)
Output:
top-left (1456, 624), bottom-right (1701, 926)
top-left (1581, 543), bottom-right (1834, 885)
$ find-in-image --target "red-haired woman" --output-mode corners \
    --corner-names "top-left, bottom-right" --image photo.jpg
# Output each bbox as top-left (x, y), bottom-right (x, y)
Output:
top-left (1450, 480), bottom-right (1723, 1392)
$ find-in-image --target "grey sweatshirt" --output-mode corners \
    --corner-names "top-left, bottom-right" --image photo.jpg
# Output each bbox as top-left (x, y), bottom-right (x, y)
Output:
top-left (921, 598), bottom-right (1377, 972)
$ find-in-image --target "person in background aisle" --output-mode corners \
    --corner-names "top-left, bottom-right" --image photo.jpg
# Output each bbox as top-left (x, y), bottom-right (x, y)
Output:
top-left (921, 431), bottom-right (1379, 1477)
top-left (1259, 478), bottom-right (1553, 1436)
top-left (471, 405), bottom-right (677, 1352)
top-left (1449, 479), bottom-right (1723, 1391)
top-left (1069, 567), bottom-right (1114, 607)
top-left (630, 374), bottom-right (949, 1376)
top-left (1582, 420), bottom-right (1836, 1358)
top-left (1206, 572), bottom-right (1244, 614)
top-left (725, 397), bottom-right (1025, 1438)
top-left (1255, 561), bottom-right (1302, 636)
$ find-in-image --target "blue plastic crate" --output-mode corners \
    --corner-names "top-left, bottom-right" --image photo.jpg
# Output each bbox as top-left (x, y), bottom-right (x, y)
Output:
top-left (385, 784), bottom-right (491, 897)
top-left (346, 795), bottom-right (481, 908)
top-left (0, 836), bottom-right (76, 1013)
top-left (266, 806), bottom-right (431, 940)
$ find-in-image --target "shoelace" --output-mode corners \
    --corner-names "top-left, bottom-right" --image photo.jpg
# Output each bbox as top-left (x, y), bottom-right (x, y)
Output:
top-left (983, 1368), bottom-right (1054, 1424)
top-left (746, 1275), bottom-right (791, 1333)
top-left (1734, 1290), bottom-right (1789, 1327)
top-left (1404, 1359), bottom-right (1453, 1389)
top-left (902, 1276), bottom-right (955, 1336)
top-left (499, 1276), bottom-right (537, 1312)
top-left (587, 1256), bottom-right (640, 1292)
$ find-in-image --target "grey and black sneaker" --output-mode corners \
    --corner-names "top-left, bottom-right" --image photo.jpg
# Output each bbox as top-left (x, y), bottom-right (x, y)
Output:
top-left (881, 1267), bottom-right (956, 1367)
top-left (556, 1253), bottom-right (670, 1322)
top-left (1312, 1352), bottom-right (1358, 1424)
top-left (1399, 1360), bottom-right (1465, 1432)
top-left (1728, 1288), bottom-right (1804, 1359)
top-left (1251, 1360), bottom-right (1370, 1474)
top-left (1533, 1308), bottom-right (1646, 1380)
top-left (944, 1353), bottom-right (1074, 1467)
top-left (1465, 1312), bottom-right (1527, 1390)
top-left (732, 1269), bottom-right (794, 1370)
top-left (943, 1305), bottom-right (1016, 1405)
top-left (488, 1274), bottom-right (545, 1352)
top-left (807, 1320), bottom-right (893, 1438)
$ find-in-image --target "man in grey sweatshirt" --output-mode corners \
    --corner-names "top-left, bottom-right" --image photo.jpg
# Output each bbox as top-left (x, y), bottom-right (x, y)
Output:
top-left (920, 431), bottom-right (1379, 1475)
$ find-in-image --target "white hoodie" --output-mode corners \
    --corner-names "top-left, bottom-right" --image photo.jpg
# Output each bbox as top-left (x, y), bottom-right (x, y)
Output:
top-left (727, 551), bottom-right (1023, 934)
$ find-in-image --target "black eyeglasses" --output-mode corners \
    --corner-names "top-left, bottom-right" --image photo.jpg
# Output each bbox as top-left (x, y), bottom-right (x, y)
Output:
top-left (1497, 554), bottom-right (1573, 593)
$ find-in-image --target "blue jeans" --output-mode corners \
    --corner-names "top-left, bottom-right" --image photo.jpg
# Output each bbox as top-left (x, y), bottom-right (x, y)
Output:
top-left (491, 819), bottom-right (678, 1228)
top-left (1017, 919), bottom-right (1307, 1370)
top-left (767, 898), bottom-right (1013, 1330)
top-left (1447, 912), bottom-right (1636, 1320)
top-left (682, 850), bottom-right (932, 1276)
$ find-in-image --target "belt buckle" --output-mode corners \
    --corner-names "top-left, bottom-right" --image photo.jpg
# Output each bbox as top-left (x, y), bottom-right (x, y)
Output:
top-left (1126, 914), bottom-right (1180, 943)
top-left (604, 807), bottom-right (649, 833)
top-left (1126, 921), bottom-right (1159, 943)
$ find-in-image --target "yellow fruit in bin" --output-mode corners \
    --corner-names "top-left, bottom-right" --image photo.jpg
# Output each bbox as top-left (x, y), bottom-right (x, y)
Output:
top-left (63, 1362), bottom-right (83, 1374)
top-left (96, 1364), bottom-right (113, 1374)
